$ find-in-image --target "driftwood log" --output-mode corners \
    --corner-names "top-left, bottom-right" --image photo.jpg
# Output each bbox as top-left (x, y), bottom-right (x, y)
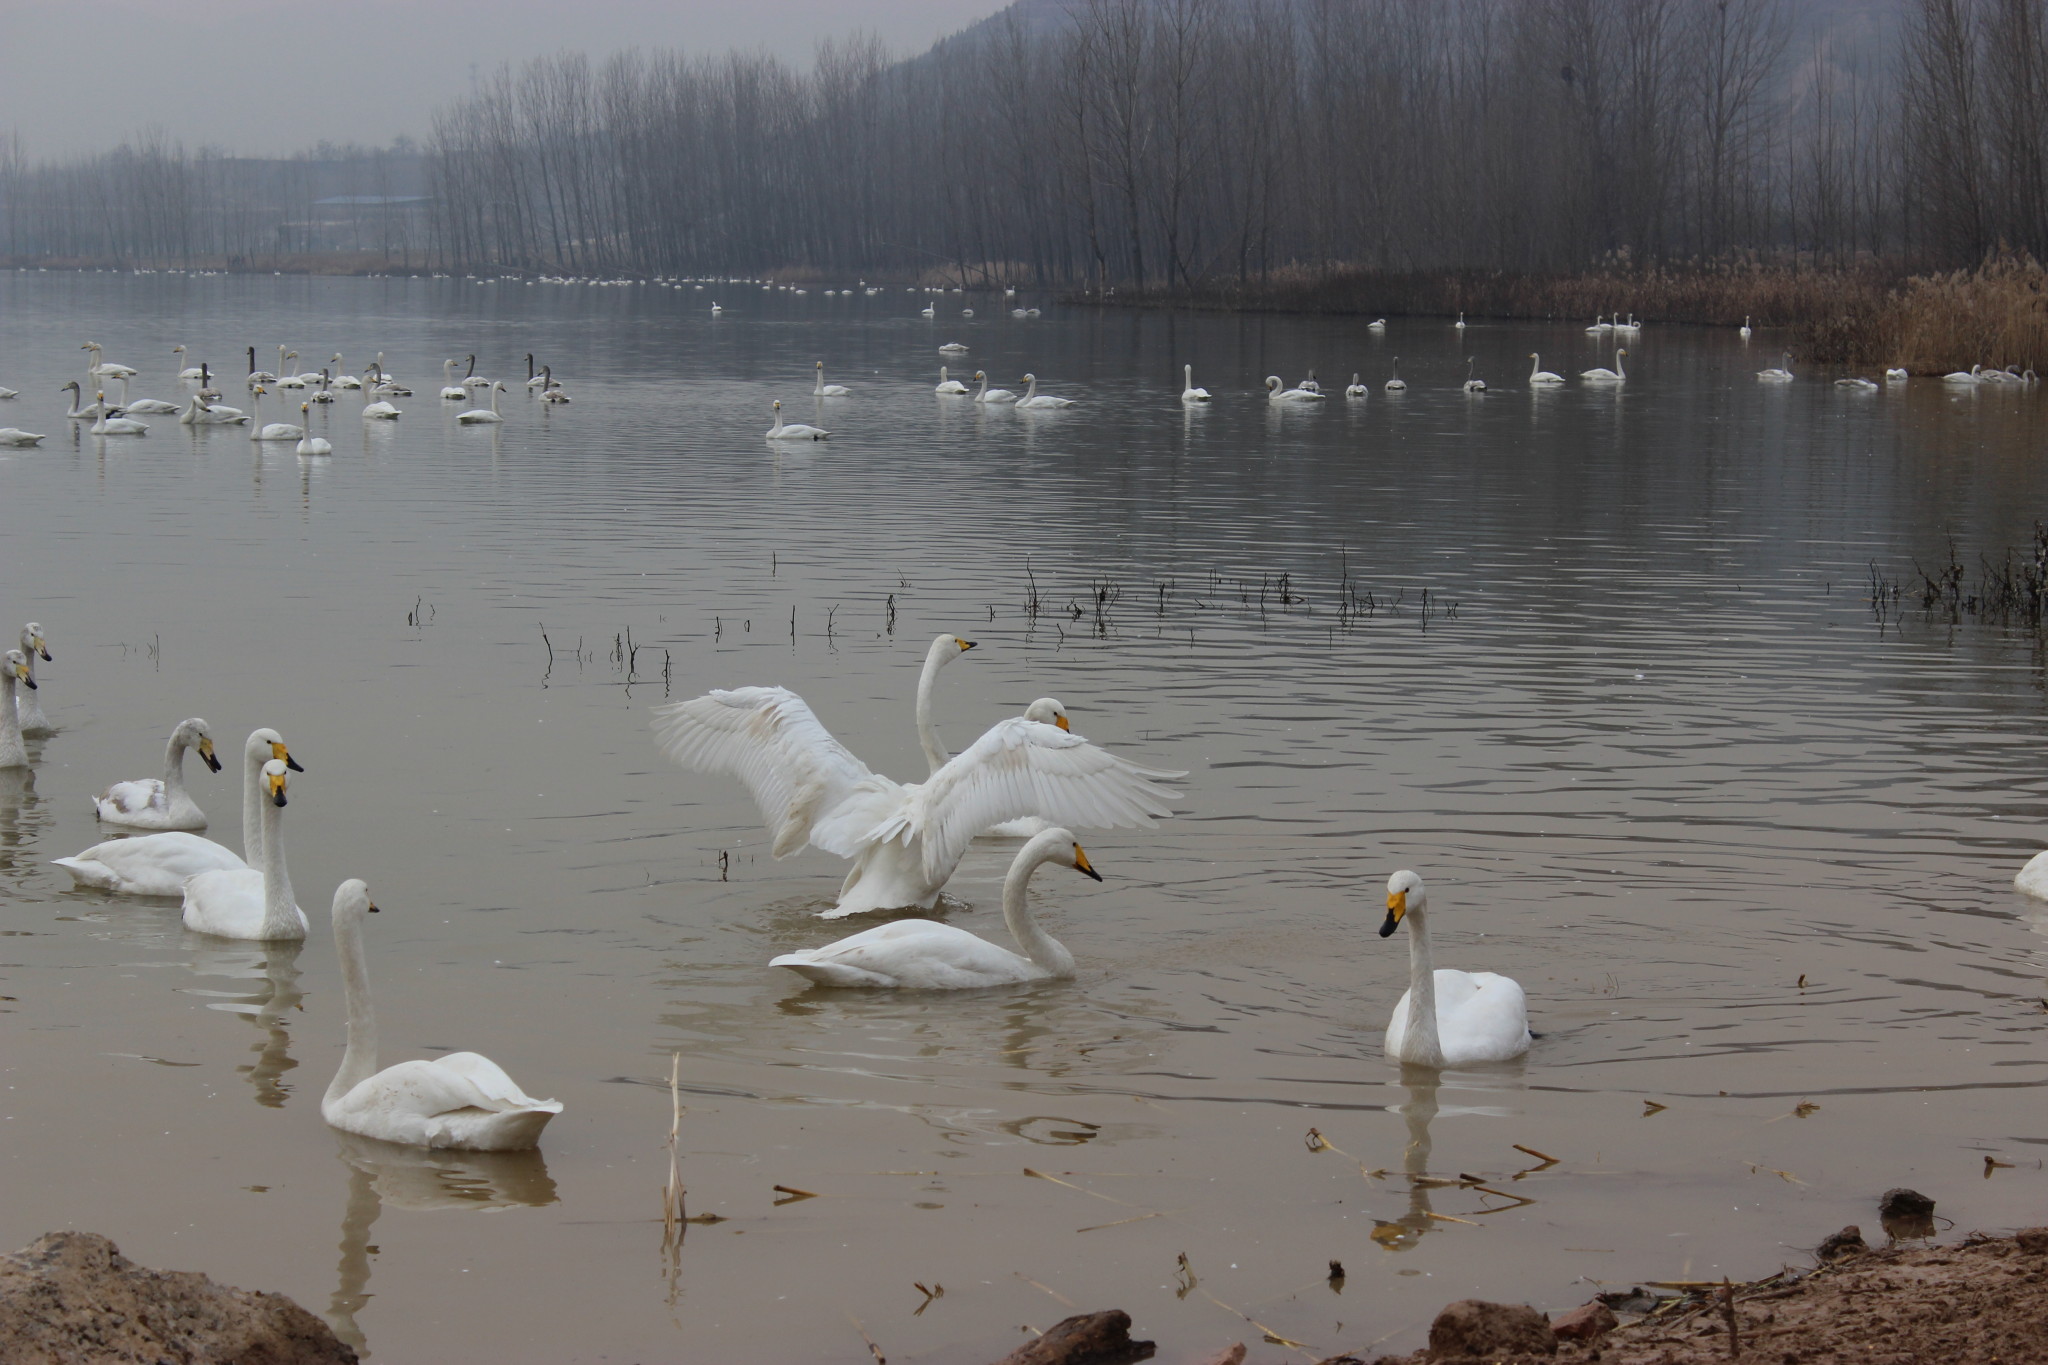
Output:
top-left (990, 1309), bottom-right (1156, 1365)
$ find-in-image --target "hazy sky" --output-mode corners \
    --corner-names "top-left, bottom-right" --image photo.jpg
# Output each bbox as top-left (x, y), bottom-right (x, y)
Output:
top-left (0, 0), bottom-right (1003, 160)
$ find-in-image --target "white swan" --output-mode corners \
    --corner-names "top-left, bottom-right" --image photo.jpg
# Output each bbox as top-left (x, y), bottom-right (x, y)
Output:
top-left (1581, 348), bottom-right (1627, 383)
top-left (361, 388), bottom-right (401, 420)
top-left (1454, 312), bottom-right (1466, 330)
top-left (1299, 370), bottom-right (1322, 394)
top-left (1266, 375), bottom-right (1323, 403)
top-left (16, 624), bottom-right (52, 737)
top-left (0, 651), bottom-right (32, 770)
top-left (652, 688), bottom-right (1180, 918)
top-left (297, 405), bottom-right (333, 454)
top-left (2016, 850), bottom-right (2048, 899)
top-left (246, 346), bottom-right (278, 387)
top-left (1462, 357), bottom-right (1486, 393)
top-left (1381, 870), bottom-right (1530, 1067)
top-left (322, 878), bottom-right (562, 1149)
top-left (59, 381), bottom-right (120, 420)
top-left (1528, 353), bottom-right (1564, 385)
top-left (178, 393), bottom-right (248, 425)
top-left (771, 828), bottom-right (1103, 988)
top-left (248, 388), bottom-right (304, 441)
top-left (90, 396), bottom-right (148, 436)
top-left (1739, 315), bottom-right (1753, 341)
top-left (82, 342), bottom-right (137, 379)
top-left (1385, 358), bottom-right (1407, 392)
top-left (1836, 376), bottom-right (1879, 391)
top-left (1368, 318), bottom-right (1387, 331)
top-left (1886, 368), bottom-right (1909, 382)
top-left (0, 384), bottom-right (15, 400)
top-left (1344, 373), bottom-right (1367, 398)
top-left (973, 371), bottom-right (1016, 403)
top-left (813, 362), bottom-right (850, 397)
top-left (0, 428), bottom-right (44, 446)
top-left (710, 302), bottom-right (723, 314)
top-left (54, 729), bottom-right (303, 896)
top-left (456, 382), bottom-right (506, 424)
top-left (921, 302), bottom-right (936, 318)
top-left (935, 366), bottom-right (970, 395)
top-left (172, 345), bottom-right (205, 381)
top-left (1942, 364), bottom-right (1982, 385)
top-left (1180, 364), bottom-right (1211, 403)
top-left (766, 400), bottom-right (828, 440)
top-left (93, 717), bottom-right (221, 830)
top-left (938, 342), bottom-right (970, 354)
top-left (439, 360), bottom-right (470, 401)
top-left (1016, 375), bottom-right (1074, 408)
top-left (275, 351), bottom-right (308, 389)
top-left (541, 377), bottom-right (571, 404)
top-left (1757, 351), bottom-right (1795, 382)
top-left (1586, 315), bottom-right (1609, 334)
top-left (115, 377), bottom-right (180, 415)
top-left (182, 760), bottom-right (306, 940)
top-left (329, 354), bottom-right (361, 389)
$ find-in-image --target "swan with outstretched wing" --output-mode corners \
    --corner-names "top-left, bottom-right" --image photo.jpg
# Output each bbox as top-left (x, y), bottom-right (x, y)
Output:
top-left (653, 687), bottom-right (1182, 917)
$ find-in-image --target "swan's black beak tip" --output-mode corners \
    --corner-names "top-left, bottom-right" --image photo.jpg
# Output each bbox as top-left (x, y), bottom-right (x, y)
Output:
top-left (20, 678), bottom-right (35, 691)
top-left (1378, 912), bottom-right (1400, 938)
top-left (367, 903), bottom-right (380, 914)
top-left (38, 649), bottom-right (51, 662)
top-left (1081, 864), bottom-right (1103, 882)
top-left (272, 791), bottom-right (287, 807)
top-left (203, 753), bottom-right (223, 772)
top-left (285, 756), bottom-right (305, 773)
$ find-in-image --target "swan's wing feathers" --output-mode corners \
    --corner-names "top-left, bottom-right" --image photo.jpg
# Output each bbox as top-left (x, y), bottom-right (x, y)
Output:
top-left (100, 778), bottom-right (164, 815)
top-left (346, 1058), bottom-right (560, 1121)
top-left (430, 1052), bottom-right (562, 1112)
top-left (651, 687), bottom-right (877, 857)
top-left (912, 718), bottom-right (1183, 881)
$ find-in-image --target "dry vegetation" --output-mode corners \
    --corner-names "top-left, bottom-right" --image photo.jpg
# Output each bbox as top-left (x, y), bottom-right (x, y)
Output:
top-left (1804, 255), bottom-right (2048, 373)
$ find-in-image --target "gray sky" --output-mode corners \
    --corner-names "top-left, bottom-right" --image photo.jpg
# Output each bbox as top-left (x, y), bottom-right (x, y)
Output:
top-left (0, 0), bottom-right (1003, 160)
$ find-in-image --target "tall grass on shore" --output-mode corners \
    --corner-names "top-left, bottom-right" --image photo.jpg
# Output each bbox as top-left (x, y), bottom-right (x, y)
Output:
top-left (1806, 256), bottom-right (2048, 375)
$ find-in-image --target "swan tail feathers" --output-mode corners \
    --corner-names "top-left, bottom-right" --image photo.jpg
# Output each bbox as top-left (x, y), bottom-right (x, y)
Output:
top-left (51, 857), bottom-right (118, 890)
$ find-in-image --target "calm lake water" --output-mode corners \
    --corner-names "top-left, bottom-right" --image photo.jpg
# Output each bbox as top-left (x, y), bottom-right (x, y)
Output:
top-left (2, 272), bottom-right (2046, 1363)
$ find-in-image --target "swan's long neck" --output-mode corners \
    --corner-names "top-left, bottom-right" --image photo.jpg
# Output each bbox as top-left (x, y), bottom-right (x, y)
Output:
top-left (1400, 903), bottom-right (1445, 1068)
top-left (916, 642), bottom-right (952, 775)
top-left (975, 372), bottom-right (987, 398)
top-left (770, 407), bottom-right (783, 435)
top-left (0, 670), bottom-right (22, 761)
top-left (1184, 364), bottom-right (1193, 389)
top-left (1025, 376), bottom-right (1038, 400)
top-left (243, 748), bottom-right (265, 862)
top-left (1002, 847), bottom-right (1073, 977)
top-left (814, 367), bottom-right (825, 396)
top-left (1529, 354), bottom-right (1540, 380)
top-left (326, 906), bottom-right (379, 1109)
top-left (162, 734), bottom-right (190, 803)
top-left (1615, 350), bottom-right (1626, 378)
top-left (257, 787), bottom-right (296, 938)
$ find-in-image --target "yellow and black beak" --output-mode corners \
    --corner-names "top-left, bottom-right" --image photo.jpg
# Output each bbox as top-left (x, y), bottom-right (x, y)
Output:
top-left (33, 638), bottom-right (50, 662)
top-left (955, 637), bottom-right (977, 652)
top-left (12, 661), bottom-right (33, 689)
top-left (367, 901), bottom-right (380, 914)
top-left (272, 741), bottom-right (304, 774)
top-left (1054, 714), bottom-right (1070, 733)
top-left (1073, 844), bottom-right (1103, 882)
top-left (1380, 889), bottom-right (1407, 938)
top-left (199, 738), bottom-right (222, 772)
top-left (267, 770), bottom-right (288, 806)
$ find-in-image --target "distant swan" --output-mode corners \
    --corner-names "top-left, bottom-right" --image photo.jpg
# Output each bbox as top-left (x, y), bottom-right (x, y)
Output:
top-left (59, 381), bottom-right (120, 420)
top-left (1299, 371), bottom-right (1322, 394)
top-left (248, 388), bottom-right (304, 441)
top-left (1885, 368), bottom-right (1909, 382)
top-left (115, 377), bottom-right (180, 415)
top-left (297, 404), bottom-right (333, 454)
top-left (1385, 358), bottom-right (1407, 392)
top-left (1835, 376), bottom-right (1879, 391)
top-left (1368, 318), bottom-right (1387, 331)
top-left (16, 624), bottom-right (52, 737)
top-left (770, 828), bottom-right (1103, 988)
top-left (1267, 376), bottom-right (1323, 403)
top-left (1757, 351), bottom-right (1795, 382)
top-left (1581, 348), bottom-right (1627, 383)
top-left (938, 342), bottom-right (969, 354)
top-left (93, 717), bottom-right (222, 830)
top-left (1528, 353), bottom-right (1564, 385)
top-left (0, 428), bottom-right (44, 446)
top-left (0, 651), bottom-right (32, 769)
top-left (1016, 374), bottom-right (1074, 408)
top-left (1344, 373), bottom-right (1367, 398)
top-left (973, 371), bottom-right (1015, 403)
top-left (935, 366), bottom-right (970, 395)
top-left (456, 382), bottom-right (506, 424)
top-left (82, 342), bottom-right (137, 379)
top-left (1942, 364), bottom-right (1982, 385)
top-left (322, 879), bottom-right (562, 1150)
top-left (90, 396), bottom-right (148, 436)
top-left (1739, 315), bottom-right (1753, 341)
top-left (179, 394), bottom-right (248, 426)
top-left (813, 362), bottom-right (851, 397)
top-left (439, 360), bottom-right (470, 401)
top-left (173, 345), bottom-right (206, 380)
top-left (1180, 364), bottom-right (1211, 403)
top-left (766, 400), bottom-right (828, 440)
top-left (181, 760), bottom-right (306, 940)
top-left (1462, 357), bottom-right (1486, 393)
top-left (1453, 312), bottom-right (1466, 330)
top-left (1381, 870), bottom-right (1530, 1067)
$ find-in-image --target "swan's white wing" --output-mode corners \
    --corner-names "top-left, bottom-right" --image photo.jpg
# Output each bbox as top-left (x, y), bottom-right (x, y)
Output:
top-left (651, 686), bottom-right (882, 857)
top-left (340, 1058), bottom-right (556, 1122)
top-left (428, 1052), bottom-right (562, 1111)
top-left (896, 718), bottom-right (1183, 882)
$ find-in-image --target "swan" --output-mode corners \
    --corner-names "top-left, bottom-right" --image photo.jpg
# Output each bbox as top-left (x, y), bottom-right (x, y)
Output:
top-left (93, 717), bottom-right (222, 830)
top-left (322, 879), bottom-right (562, 1150)
top-left (1381, 870), bottom-right (1530, 1067)
top-left (1886, 368), bottom-right (1909, 382)
top-left (329, 355), bottom-right (361, 389)
top-left (1614, 314), bottom-right (1641, 334)
top-left (361, 387), bottom-right (401, 420)
top-left (1300, 370), bottom-right (1322, 393)
top-left (710, 302), bottom-right (723, 314)
top-left (60, 381), bottom-right (122, 420)
top-left (1739, 315), bottom-right (1753, 341)
top-left (275, 351), bottom-right (308, 389)
top-left (248, 388), bottom-right (304, 441)
top-left (0, 652), bottom-right (32, 769)
top-left (1368, 318), bottom-right (1387, 331)
top-left (308, 371), bottom-right (335, 403)
top-left (540, 378), bottom-right (571, 404)
top-left (1462, 358), bottom-right (1486, 393)
top-left (181, 760), bottom-right (306, 940)
top-left (1180, 364), bottom-right (1211, 402)
top-left (1757, 351), bottom-right (1795, 382)
top-left (1266, 375), bottom-right (1323, 403)
top-left (1385, 358), bottom-right (1407, 392)
top-left (54, 729), bottom-right (303, 896)
top-left (1016, 375), bottom-right (1074, 408)
top-left (368, 358), bottom-right (410, 396)
top-left (524, 355), bottom-right (549, 388)
top-left (173, 345), bottom-right (205, 381)
top-left (935, 366), bottom-right (970, 395)
top-left (1942, 364), bottom-right (1982, 385)
top-left (90, 397), bottom-right (149, 436)
top-left (766, 400), bottom-right (828, 440)
top-left (1528, 353), bottom-right (1564, 385)
top-left (115, 377), bottom-right (179, 415)
top-left (0, 385), bottom-right (15, 399)
top-left (921, 302), bottom-right (936, 318)
top-left (82, 342), bottom-right (137, 379)
top-left (1836, 376), bottom-right (1879, 391)
top-left (439, 360), bottom-right (470, 401)
top-left (0, 428), bottom-right (44, 446)
top-left (1580, 348), bottom-right (1627, 383)
top-left (938, 342), bottom-right (970, 354)
top-left (178, 393), bottom-right (248, 425)
top-left (297, 405), bottom-right (333, 454)
top-left (456, 382), bottom-right (506, 424)
top-left (246, 346), bottom-right (277, 386)
top-left (651, 687), bottom-right (1179, 918)
top-left (1454, 312), bottom-right (1466, 330)
top-left (771, 828), bottom-right (1103, 988)
top-left (973, 371), bottom-right (1016, 403)
top-left (1586, 315), bottom-right (1608, 334)
top-left (15, 625), bottom-right (52, 737)
top-left (2016, 850), bottom-right (2048, 899)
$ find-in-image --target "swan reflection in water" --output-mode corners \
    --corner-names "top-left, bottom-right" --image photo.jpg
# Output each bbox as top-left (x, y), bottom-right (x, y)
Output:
top-left (1370, 1069), bottom-right (1532, 1252)
top-left (177, 938), bottom-right (305, 1108)
top-left (0, 766), bottom-right (48, 882)
top-left (327, 1133), bottom-right (557, 1355)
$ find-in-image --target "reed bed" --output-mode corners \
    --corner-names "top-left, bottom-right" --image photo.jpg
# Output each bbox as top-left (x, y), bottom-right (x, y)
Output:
top-left (1807, 256), bottom-right (2048, 375)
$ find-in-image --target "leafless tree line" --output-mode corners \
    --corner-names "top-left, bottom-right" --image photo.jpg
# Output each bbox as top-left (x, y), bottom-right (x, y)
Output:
top-left (6, 1), bottom-right (2048, 283)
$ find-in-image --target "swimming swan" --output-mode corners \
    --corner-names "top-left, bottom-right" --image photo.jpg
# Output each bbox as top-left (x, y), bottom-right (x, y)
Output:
top-left (1462, 357), bottom-right (1486, 393)
top-left (652, 688), bottom-right (1180, 917)
top-left (770, 828), bottom-right (1103, 987)
top-left (0, 428), bottom-right (44, 446)
top-left (935, 366), bottom-right (970, 395)
top-left (814, 362), bottom-right (851, 397)
top-left (1885, 368), bottom-right (1909, 382)
top-left (94, 717), bottom-right (222, 830)
top-left (297, 404), bottom-right (333, 454)
top-left (322, 879), bottom-right (562, 1150)
top-left (249, 388), bottom-right (305, 441)
top-left (180, 760), bottom-right (305, 940)
top-left (15, 624), bottom-right (52, 737)
top-left (56, 730), bottom-right (303, 897)
top-left (1016, 375), bottom-right (1074, 408)
top-left (1381, 870), bottom-right (1530, 1068)
top-left (766, 400), bottom-right (828, 440)
top-left (973, 371), bottom-right (1016, 403)
top-left (1344, 373), bottom-right (1368, 398)
top-left (1528, 353), bottom-right (1564, 385)
top-left (1580, 348), bottom-right (1627, 383)
top-left (179, 394), bottom-right (248, 425)
top-left (1757, 351), bottom-right (1796, 382)
top-left (1266, 376), bottom-right (1324, 403)
top-left (115, 377), bottom-right (181, 415)
top-left (456, 382), bottom-right (506, 424)
top-left (90, 396), bottom-right (149, 436)
top-left (1385, 358), bottom-right (1407, 392)
top-left (0, 652), bottom-right (31, 770)
top-left (439, 360), bottom-right (470, 401)
top-left (1180, 364), bottom-right (1211, 402)
top-left (1739, 315), bottom-right (1753, 341)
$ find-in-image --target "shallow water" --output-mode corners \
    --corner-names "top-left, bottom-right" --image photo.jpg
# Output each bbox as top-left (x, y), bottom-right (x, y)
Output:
top-left (2, 273), bottom-right (2046, 1363)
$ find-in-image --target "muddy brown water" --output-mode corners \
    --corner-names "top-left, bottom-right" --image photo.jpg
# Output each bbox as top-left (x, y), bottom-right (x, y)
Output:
top-left (1, 273), bottom-right (2045, 1362)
